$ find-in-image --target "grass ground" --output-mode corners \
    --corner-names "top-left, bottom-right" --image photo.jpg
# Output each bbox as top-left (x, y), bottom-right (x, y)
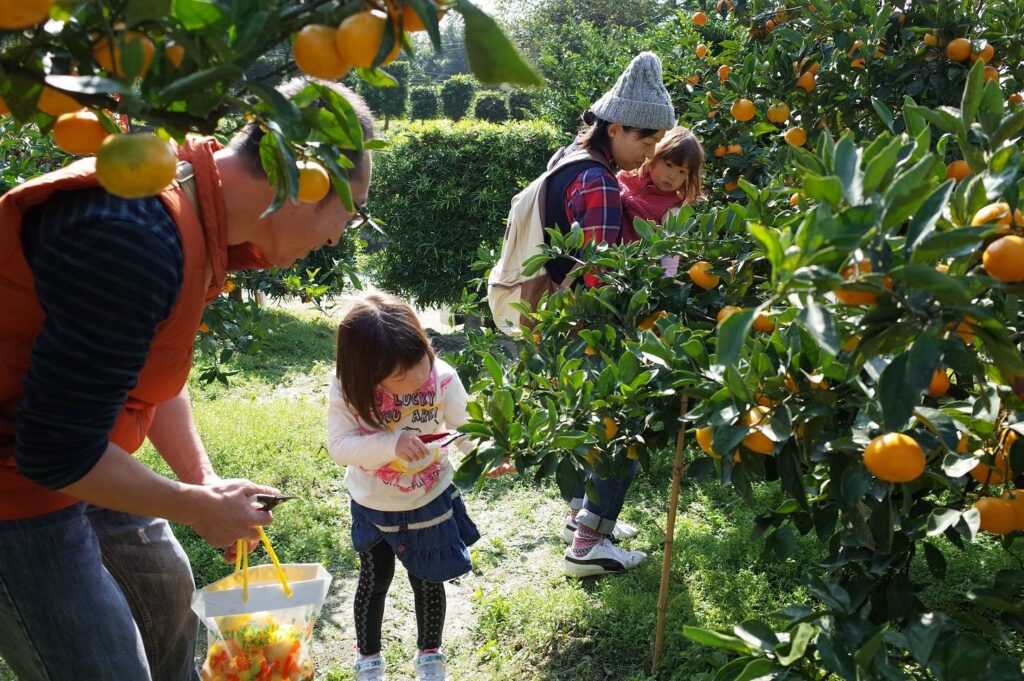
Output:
top-left (3, 306), bottom-right (1023, 680)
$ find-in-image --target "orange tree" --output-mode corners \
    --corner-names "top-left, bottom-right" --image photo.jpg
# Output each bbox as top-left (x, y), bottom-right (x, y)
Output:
top-left (459, 3), bottom-right (1024, 674)
top-left (0, 0), bottom-right (539, 204)
top-left (1, 0), bottom-right (539, 380)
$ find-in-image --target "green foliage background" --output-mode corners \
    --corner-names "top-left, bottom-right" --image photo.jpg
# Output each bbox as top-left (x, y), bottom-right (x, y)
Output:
top-left (366, 119), bottom-right (566, 308)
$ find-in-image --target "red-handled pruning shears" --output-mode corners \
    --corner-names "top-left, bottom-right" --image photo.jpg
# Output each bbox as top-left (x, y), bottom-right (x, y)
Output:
top-left (417, 432), bottom-right (465, 447)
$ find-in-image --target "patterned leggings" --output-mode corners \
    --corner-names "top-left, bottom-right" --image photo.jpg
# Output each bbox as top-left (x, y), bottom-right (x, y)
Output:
top-left (354, 540), bottom-right (447, 656)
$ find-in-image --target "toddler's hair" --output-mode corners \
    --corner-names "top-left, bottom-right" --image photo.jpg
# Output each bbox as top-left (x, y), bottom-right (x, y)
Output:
top-left (640, 126), bottom-right (705, 204)
top-left (336, 294), bottom-right (435, 428)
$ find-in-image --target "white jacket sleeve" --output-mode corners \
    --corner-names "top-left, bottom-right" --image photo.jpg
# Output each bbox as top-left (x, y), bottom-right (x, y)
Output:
top-left (326, 375), bottom-right (401, 467)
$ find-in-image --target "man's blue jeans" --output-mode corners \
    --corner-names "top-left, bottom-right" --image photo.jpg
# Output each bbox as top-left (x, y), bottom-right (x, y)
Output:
top-left (569, 459), bottom-right (640, 535)
top-left (0, 503), bottom-right (200, 681)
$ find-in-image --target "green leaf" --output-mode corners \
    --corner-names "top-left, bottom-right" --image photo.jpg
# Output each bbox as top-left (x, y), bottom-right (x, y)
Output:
top-left (246, 81), bottom-right (304, 139)
top-left (156, 65), bottom-right (243, 103)
top-left (44, 74), bottom-right (129, 96)
top-left (683, 626), bottom-right (753, 653)
top-left (927, 508), bottom-right (962, 536)
top-left (733, 659), bottom-right (780, 681)
top-left (126, 0), bottom-right (172, 25)
top-left (992, 110), bottom-right (1024, 147)
top-left (922, 541), bottom-right (947, 579)
top-left (804, 174), bottom-right (844, 206)
top-left (775, 623), bottom-right (815, 666)
top-left (891, 264), bottom-right (969, 306)
top-left (172, 0), bottom-right (223, 30)
top-left (871, 97), bottom-right (895, 133)
top-left (905, 181), bottom-right (954, 256)
top-left (910, 227), bottom-right (990, 263)
top-left (906, 105), bottom-right (966, 138)
top-left (716, 308), bottom-right (755, 367)
top-left (458, 1), bottom-right (543, 86)
top-left (961, 59), bottom-right (985, 126)
top-left (355, 67), bottom-right (400, 88)
top-left (749, 223), bottom-right (782, 273)
top-left (834, 136), bottom-right (863, 205)
top-left (862, 137), bottom-right (902, 195)
top-left (797, 296), bottom-right (840, 355)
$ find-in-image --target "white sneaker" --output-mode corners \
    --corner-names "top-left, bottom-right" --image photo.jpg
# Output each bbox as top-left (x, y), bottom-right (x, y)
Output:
top-left (564, 537), bottom-right (647, 577)
top-left (560, 515), bottom-right (639, 544)
top-left (354, 656), bottom-right (386, 681)
top-left (414, 652), bottom-right (450, 681)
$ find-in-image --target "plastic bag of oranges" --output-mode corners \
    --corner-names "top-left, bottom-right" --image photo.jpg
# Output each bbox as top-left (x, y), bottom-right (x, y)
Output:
top-left (191, 535), bottom-right (332, 681)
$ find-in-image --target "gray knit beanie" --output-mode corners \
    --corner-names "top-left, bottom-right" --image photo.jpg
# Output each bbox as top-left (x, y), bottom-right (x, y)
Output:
top-left (591, 52), bottom-right (676, 130)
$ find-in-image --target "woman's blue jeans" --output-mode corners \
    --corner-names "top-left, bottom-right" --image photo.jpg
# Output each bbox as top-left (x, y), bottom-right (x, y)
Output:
top-left (0, 503), bottom-right (200, 681)
top-left (569, 459), bottom-right (640, 535)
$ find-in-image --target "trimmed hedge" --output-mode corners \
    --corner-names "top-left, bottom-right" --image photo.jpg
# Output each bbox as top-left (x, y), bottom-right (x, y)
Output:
top-left (440, 74), bottom-right (476, 121)
top-left (474, 94), bottom-right (509, 122)
top-left (508, 90), bottom-right (536, 121)
top-left (367, 120), bottom-right (567, 308)
top-left (409, 85), bottom-right (438, 119)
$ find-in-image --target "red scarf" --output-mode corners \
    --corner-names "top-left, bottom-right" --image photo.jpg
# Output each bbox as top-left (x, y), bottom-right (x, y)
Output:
top-left (617, 170), bottom-right (683, 243)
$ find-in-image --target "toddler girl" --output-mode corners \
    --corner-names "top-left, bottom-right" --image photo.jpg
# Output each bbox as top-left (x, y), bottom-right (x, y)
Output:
top-left (327, 294), bottom-right (479, 681)
top-left (617, 126), bottom-right (705, 275)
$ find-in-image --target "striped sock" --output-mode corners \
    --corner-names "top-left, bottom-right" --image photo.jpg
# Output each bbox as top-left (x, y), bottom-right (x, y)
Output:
top-left (570, 523), bottom-right (603, 557)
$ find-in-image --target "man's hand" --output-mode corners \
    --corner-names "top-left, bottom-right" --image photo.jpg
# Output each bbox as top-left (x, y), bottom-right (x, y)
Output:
top-left (0, 403), bottom-right (14, 461)
top-left (187, 478), bottom-right (281, 549)
top-left (395, 430), bottom-right (431, 463)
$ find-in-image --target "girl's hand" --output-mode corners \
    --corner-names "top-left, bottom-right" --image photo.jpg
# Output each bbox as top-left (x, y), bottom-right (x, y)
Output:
top-left (395, 430), bottom-right (431, 462)
top-left (487, 460), bottom-right (518, 478)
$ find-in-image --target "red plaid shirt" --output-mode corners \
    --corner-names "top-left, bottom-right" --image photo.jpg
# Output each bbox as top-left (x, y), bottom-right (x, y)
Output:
top-left (564, 165), bottom-right (621, 287)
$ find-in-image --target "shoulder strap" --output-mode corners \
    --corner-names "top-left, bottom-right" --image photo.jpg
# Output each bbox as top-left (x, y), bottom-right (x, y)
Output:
top-left (175, 161), bottom-right (200, 219)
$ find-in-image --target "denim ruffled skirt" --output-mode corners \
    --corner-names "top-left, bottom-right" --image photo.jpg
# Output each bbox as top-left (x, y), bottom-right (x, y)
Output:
top-left (350, 485), bottom-right (480, 583)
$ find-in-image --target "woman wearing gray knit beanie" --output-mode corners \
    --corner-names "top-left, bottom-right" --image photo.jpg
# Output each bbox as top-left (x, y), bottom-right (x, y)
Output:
top-left (541, 52), bottom-right (676, 578)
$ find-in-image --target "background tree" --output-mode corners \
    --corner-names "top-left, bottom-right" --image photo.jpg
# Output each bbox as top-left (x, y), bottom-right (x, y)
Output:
top-left (474, 92), bottom-right (508, 122)
top-left (441, 74), bottom-right (477, 120)
top-left (409, 85), bottom-right (439, 119)
top-left (507, 89), bottom-right (536, 120)
top-left (358, 60), bottom-right (410, 130)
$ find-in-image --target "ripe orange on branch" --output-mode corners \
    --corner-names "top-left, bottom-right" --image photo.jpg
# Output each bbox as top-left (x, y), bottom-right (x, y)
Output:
top-left (716, 305), bottom-right (742, 325)
top-left (96, 133), bottom-right (177, 199)
top-left (783, 127), bottom-right (807, 147)
top-left (296, 160), bottom-right (331, 203)
top-left (742, 406), bottom-right (774, 454)
top-left (766, 103), bottom-right (790, 123)
top-left (718, 64), bottom-right (731, 84)
top-left (37, 87), bottom-right (81, 117)
top-left (730, 98), bottom-right (756, 122)
top-left (693, 11), bottom-right (708, 25)
top-left (0, 0), bottom-right (51, 29)
top-left (336, 10), bottom-right (400, 69)
top-left (863, 433), bottom-right (926, 483)
top-left (52, 111), bottom-right (110, 155)
top-left (945, 38), bottom-right (971, 61)
top-left (294, 25), bottom-right (351, 80)
top-left (945, 160), bottom-right (971, 182)
top-left (973, 497), bottom-right (1017, 535)
top-left (689, 261), bottom-right (720, 290)
top-left (971, 201), bottom-right (1023, 231)
top-left (983, 235), bottom-right (1024, 282)
top-left (93, 31), bottom-right (156, 78)
top-left (970, 43), bottom-right (994, 64)
top-left (927, 368), bottom-right (950, 397)
top-left (796, 71), bottom-right (816, 92)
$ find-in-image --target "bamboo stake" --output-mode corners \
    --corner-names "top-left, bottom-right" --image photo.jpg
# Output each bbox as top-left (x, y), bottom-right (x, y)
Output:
top-left (652, 394), bottom-right (690, 673)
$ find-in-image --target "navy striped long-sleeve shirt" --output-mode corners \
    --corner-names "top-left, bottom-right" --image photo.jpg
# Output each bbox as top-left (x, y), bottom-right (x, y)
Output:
top-left (15, 187), bottom-right (184, 490)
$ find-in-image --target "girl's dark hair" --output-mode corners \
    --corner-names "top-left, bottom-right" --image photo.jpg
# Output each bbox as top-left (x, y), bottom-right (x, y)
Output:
top-left (336, 294), bottom-right (435, 428)
top-left (638, 126), bottom-right (705, 203)
top-left (577, 110), bottom-right (660, 156)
